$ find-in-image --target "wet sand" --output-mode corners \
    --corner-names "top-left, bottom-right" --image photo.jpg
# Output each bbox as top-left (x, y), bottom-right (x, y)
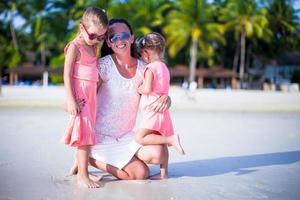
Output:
top-left (0, 106), bottom-right (300, 199)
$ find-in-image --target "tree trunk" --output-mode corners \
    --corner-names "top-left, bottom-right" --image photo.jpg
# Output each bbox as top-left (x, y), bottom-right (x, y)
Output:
top-left (245, 44), bottom-right (252, 71)
top-left (189, 38), bottom-right (197, 83)
top-left (245, 44), bottom-right (252, 83)
top-left (233, 41), bottom-right (239, 73)
top-left (239, 31), bottom-right (246, 87)
top-left (10, 3), bottom-right (19, 52)
top-left (41, 41), bottom-right (46, 67)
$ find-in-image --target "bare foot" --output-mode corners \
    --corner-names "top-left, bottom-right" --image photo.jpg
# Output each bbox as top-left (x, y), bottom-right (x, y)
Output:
top-left (150, 173), bottom-right (168, 180)
top-left (69, 163), bottom-right (78, 175)
top-left (89, 173), bottom-right (103, 182)
top-left (171, 135), bottom-right (185, 155)
top-left (77, 175), bottom-right (100, 188)
top-left (69, 153), bottom-right (78, 175)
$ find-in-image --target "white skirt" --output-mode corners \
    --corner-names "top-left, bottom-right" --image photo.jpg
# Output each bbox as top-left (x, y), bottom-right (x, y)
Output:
top-left (90, 131), bottom-right (142, 169)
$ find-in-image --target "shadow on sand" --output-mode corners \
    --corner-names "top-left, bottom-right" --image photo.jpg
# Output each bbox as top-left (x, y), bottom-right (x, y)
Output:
top-left (164, 151), bottom-right (300, 178)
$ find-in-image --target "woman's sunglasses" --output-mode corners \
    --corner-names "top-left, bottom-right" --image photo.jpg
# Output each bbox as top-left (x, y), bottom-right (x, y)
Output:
top-left (81, 23), bottom-right (106, 41)
top-left (108, 32), bottom-right (131, 43)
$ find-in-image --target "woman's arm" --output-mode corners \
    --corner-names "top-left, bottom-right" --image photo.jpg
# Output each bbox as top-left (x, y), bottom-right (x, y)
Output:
top-left (149, 95), bottom-right (171, 112)
top-left (63, 43), bottom-right (80, 115)
top-left (138, 69), bottom-right (153, 95)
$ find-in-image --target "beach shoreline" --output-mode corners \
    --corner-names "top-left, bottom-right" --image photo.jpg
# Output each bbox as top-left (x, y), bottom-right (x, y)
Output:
top-left (1, 85), bottom-right (300, 112)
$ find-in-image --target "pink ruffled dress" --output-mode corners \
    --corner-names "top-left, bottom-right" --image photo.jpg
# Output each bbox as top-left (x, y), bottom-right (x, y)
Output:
top-left (61, 41), bottom-right (98, 147)
top-left (139, 61), bottom-right (174, 136)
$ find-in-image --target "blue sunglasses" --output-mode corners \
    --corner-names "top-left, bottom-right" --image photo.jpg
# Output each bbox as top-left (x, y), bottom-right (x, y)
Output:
top-left (108, 32), bottom-right (131, 43)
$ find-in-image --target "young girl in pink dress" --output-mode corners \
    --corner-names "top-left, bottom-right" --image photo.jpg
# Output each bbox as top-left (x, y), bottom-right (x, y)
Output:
top-left (60, 7), bottom-right (108, 188)
top-left (136, 32), bottom-right (185, 179)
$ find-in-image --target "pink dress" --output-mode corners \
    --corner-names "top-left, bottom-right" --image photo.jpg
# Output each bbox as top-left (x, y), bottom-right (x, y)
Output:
top-left (60, 41), bottom-right (99, 147)
top-left (139, 61), bottom-right (174, 136)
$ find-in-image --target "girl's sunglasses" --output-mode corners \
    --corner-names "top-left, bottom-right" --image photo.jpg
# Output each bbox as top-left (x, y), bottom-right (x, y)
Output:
top-left (108, 32), bottom-right (131, 43)
top-left (81, 23), bottom-right (106, 41)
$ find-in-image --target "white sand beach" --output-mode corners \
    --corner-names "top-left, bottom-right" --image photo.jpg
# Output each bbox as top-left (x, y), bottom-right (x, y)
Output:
top-left (0, 86), bottom-right (300, 199)
top-left (1, 85), bottom-right (300, 111)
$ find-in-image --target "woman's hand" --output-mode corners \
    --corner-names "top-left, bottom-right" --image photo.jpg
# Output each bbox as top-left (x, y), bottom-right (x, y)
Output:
top-left (149, 95), bottom-right (171, 112)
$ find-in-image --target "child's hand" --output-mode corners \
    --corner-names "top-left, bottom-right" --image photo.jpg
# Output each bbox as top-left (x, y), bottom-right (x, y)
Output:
top-left (76, 98), bottom-right (86, 112)
top-left (67, 99), bottom-right (80, 115)
top-left (64, 98), bottom-right (85, 114)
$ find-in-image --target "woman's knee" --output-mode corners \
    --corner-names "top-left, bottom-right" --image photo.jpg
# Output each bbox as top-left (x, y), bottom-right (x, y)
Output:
top-left (134, 162), bottom-right (149, 180)
top-left (125, 157), bottom-right (149, 180)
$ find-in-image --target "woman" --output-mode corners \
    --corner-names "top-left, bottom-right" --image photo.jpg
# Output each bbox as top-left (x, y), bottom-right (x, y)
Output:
top-left (88, 19), bottom-right (171, 180)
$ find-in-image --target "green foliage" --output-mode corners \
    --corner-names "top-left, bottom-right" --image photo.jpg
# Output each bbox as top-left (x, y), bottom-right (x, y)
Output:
top-left (108, 0), bottom-right (171, 37)
top-left (163, 0), bottom-right (225, 66)
top-left (0, 0), bottom-right (299, 85)
top-left (50, 74), bottom-right (64, 84)
top-left (9, 50), bottom-right (22, 68)
top-left (50, 54), bottom-right (64, 69)
top-left (220, 0), bottom-right (272, 41)
top-left (0, 39), bottom-right (22, 69)
top-left (256, 0), bottom-right (300, 58)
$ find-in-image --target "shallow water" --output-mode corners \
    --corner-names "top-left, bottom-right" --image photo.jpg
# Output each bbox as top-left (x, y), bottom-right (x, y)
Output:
top-left (0, 108), bottom-right (300, 200)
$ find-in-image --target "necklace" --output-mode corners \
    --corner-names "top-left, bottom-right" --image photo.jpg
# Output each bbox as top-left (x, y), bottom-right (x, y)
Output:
top-left (112, 55), bottom-right (137, 69)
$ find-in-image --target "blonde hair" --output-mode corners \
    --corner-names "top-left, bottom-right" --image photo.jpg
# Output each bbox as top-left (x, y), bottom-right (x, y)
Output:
top-left (80, 7), bottom-right (108, 29)
top-left (136, 32), bottom-right (165, 58)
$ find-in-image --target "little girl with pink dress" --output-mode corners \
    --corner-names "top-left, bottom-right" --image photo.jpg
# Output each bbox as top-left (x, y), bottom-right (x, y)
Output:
top-left (136, 32), bottom-right (185, 179)
top-left (60, 7), bottom-right (108, 188)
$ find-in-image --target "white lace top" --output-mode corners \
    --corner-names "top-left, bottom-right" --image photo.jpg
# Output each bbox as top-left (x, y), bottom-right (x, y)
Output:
top-left (95, 55), bottom-right (145, 144)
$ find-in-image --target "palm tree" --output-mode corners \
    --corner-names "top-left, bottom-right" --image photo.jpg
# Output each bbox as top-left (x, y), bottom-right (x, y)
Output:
top-left (108, 0), bottom-right (171, 37)
top-left (18, 0), bottom-right (77, 66)
top-left (264, 0), bottom-right (299, 58)
top-left (220, 0), bottom-right (272, 83)
top-left (0, 1), bottom-right (21, 53)
top-left (163, 0), bottom-right (225, 83)
top-left (0, 0), bottom-right (25, 91)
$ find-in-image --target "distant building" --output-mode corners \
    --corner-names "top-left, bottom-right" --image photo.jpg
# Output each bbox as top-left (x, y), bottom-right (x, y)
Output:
top-left (264, 52), bottom-right (300, 85)
top-left (6, 62), bottom-right (62, 87)
top-left (247, 52), bottom-right (300, 91)
top-left (170, 65), bottom-right (238, 89)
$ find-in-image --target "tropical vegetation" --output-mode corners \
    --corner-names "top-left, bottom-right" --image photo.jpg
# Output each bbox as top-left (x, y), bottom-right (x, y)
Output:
top-left (0, 0), bottom-right (299, 87)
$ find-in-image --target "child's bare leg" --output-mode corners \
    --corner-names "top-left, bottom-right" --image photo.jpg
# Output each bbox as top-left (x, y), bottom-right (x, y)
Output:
top-left (77, 145), bottom-right (100, 188)
top-left (136, 129), bottom-right (185, 155)
top-left (160, 162), bottom-right (168, 179)
top-left (70, 149), bottom-right (97, 175)
top-left (136, 129), bottom-right (170, 145)
top-left (150, 162), bottom-right (168, 179)
top-left (69, 150), bottom-right (78, 175)
top-left (170, 135), bottom-right (185, 155)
